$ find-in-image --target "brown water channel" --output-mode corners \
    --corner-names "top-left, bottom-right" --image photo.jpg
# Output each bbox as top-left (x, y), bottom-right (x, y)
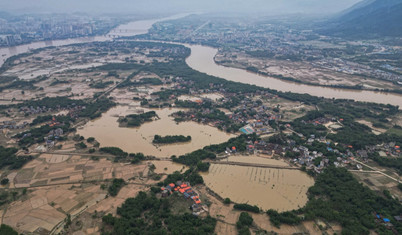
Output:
top-left (185, 44), bottom-right (402, 107)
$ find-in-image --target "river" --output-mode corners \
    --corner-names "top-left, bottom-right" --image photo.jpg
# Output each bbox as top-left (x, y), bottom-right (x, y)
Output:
top-left (0, 13), bottom-right (189, 67)
top-left (0, 14), bottom-right (401, 107)
top-left (185, 44), bottom-right (402, 107)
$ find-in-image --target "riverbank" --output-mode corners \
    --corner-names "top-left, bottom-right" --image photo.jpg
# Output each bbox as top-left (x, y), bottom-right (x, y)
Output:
top-left (185, 44), bottom-right (402, 107)
top-left (223, 61), bottom-right (402, 95)
top-left (1, 20), bottom-right (402, 107)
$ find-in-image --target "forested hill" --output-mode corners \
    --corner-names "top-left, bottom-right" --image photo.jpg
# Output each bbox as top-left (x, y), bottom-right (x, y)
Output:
top-left (319, 0), bottom-right (402, 38)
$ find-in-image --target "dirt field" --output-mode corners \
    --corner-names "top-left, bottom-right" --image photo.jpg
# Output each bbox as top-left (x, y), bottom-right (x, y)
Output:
top-left (215, 51), bottom-right (396, 90)
top-left (352, 171), bottom-right (402, 201)
top-left (356, 119), bottom-right (388, 135)
top-left (3, 153), bottom-right (152, 234)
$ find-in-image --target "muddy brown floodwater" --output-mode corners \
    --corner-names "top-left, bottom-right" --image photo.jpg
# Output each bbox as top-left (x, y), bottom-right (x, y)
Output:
top-left (185, 44), bottom-right (402, 107)
top-left (149, 160), bottom-right (188, 174)
top-left (77, 105), bottom-right (235, 158)
top-left (201, 156), bottom-right (314, 212)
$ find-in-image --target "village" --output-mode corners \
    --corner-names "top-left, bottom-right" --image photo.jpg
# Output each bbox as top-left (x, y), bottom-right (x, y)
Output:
top-left (145, 14), bottom-right (402, 90)
top-left (160, 181), bottom-right (208, 216)
top-left (0, 30), bottom-right (400, 234)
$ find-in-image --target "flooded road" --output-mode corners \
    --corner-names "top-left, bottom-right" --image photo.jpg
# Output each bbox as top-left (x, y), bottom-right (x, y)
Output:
top-left (201, 156), bottom-right (314, 211)
top-left (77, 105), bottom-right (235, 158)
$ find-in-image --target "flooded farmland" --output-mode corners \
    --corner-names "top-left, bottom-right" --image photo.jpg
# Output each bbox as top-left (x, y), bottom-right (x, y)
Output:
top-left (77, 105), bottom-right (235, 158)
top-left (149, 160), bottom-right (188, 174)
top-left (201, 157), bottom-right (314, 212)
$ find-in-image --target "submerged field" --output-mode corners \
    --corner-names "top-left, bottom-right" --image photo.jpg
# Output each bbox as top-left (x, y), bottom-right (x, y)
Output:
top-left (201, 156), bottom-right (314, 212)
top-left (77, 105), bottom-right (235, 158)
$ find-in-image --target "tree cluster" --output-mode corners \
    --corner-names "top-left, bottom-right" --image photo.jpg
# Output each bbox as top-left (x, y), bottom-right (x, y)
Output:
top-left (153, 135), bottom-right (191, 144)
top-left (102, 191), bottom-right (216, 235)
top-left (236, 212), bottom-right (253, 235)
top-left (119, 111), bottom-right (157, 127)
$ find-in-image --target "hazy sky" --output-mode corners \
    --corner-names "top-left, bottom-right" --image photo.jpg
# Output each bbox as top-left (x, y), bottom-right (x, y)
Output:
top-left (0, 0), bottom-right (363, 15)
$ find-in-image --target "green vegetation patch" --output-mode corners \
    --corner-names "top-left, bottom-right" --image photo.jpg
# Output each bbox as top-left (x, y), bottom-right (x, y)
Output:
top-left (108, 178), bottom-right (125, 197)
top-left (237, 212), bottom-right (253, 235)
top-left (371, 153), bottom-right (402, 175)
top-left (266, 209), bottom-right (301, 228)
top-left (99, 147), bottom-right (128, 157)
top-left (102, 191), bottom-right (216, 234)
top-left (303, 167), bottom-right (402, 234)
top-left (118, 111), bottom-right (157, 127)
top-left (233, 203), bottom-right (260, 213)
top-left (90, 81), bottom-right (114, 89)
top-left (0, 224), bottom-right (18, 235)
top-left (171, 149), bottom-right (215, 167)
top-left (153, 135), bottom-right (191, 144)
top-left (0, 146), bottom-right (33, 170)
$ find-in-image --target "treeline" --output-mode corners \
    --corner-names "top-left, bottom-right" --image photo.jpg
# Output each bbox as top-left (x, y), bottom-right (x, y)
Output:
top-left (0, 79), bottom-right (37, 92)
top-left (237, 212), bottom-right (253, 235)
top-left (171, 149), bottom-right (215, 167)
top-left (153, 135), bottom-right (191, 144)
top-left (108, 178), bottom-right (125, 196)
top-left (79, 98), bottom-right (116, 120)
top-left (100, 147), bottom-right (128, 157)
top-left (95, 63), bottom-right (141, 71)
top-left (268, 167), bottom-right (402, 234)
top-left (0, 146), bottom-right (33, 170)
top-left (90, 81), bottom-right (114, 89)
top-left (99, 147), bottom-right (147, 164)
top-left (0, 76), bottom-right (17, 84)
top-left (144, 61), bottom-right (262, 94)
top-left (49, 79), bottom-right (70, 86)
top-left (159, 169), bottom-right (205, 186)
top-left (233, 203), bottom-right (260, 213)
top-left (30, 115), bottom-right (53, 126)
top-left (151, 88), bottom-right (189, 101)
top-left (102, 191), bottom-right (216, 234)
top-left (0, 224), bottom-right (18, 235)
top-left (204, 134), bottom-right (259, 154)
top-left (371, 153), bottom-right (402, 175)
top-left (266, 209), bottom-right (301, 228)
top-left (118, 111), bottom-right (157, 127)
top-left (15, 96), bottom-right (85, 110)
top-left (129, 153), bottom-right (146, 164)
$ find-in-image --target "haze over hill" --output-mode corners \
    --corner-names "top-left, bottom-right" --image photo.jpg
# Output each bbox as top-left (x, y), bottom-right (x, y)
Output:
top-left (322, 0), bottom-right (402, 38)
top-left (0, 0), bottom-right (361, 15)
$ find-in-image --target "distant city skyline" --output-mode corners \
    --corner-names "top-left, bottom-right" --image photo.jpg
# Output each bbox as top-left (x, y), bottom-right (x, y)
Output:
top-left (0, 0), bottom-right (363, 15)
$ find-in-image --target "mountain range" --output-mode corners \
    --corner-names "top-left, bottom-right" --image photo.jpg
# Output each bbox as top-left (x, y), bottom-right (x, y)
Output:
top-left (320, 0), bottom-right (402, 38)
